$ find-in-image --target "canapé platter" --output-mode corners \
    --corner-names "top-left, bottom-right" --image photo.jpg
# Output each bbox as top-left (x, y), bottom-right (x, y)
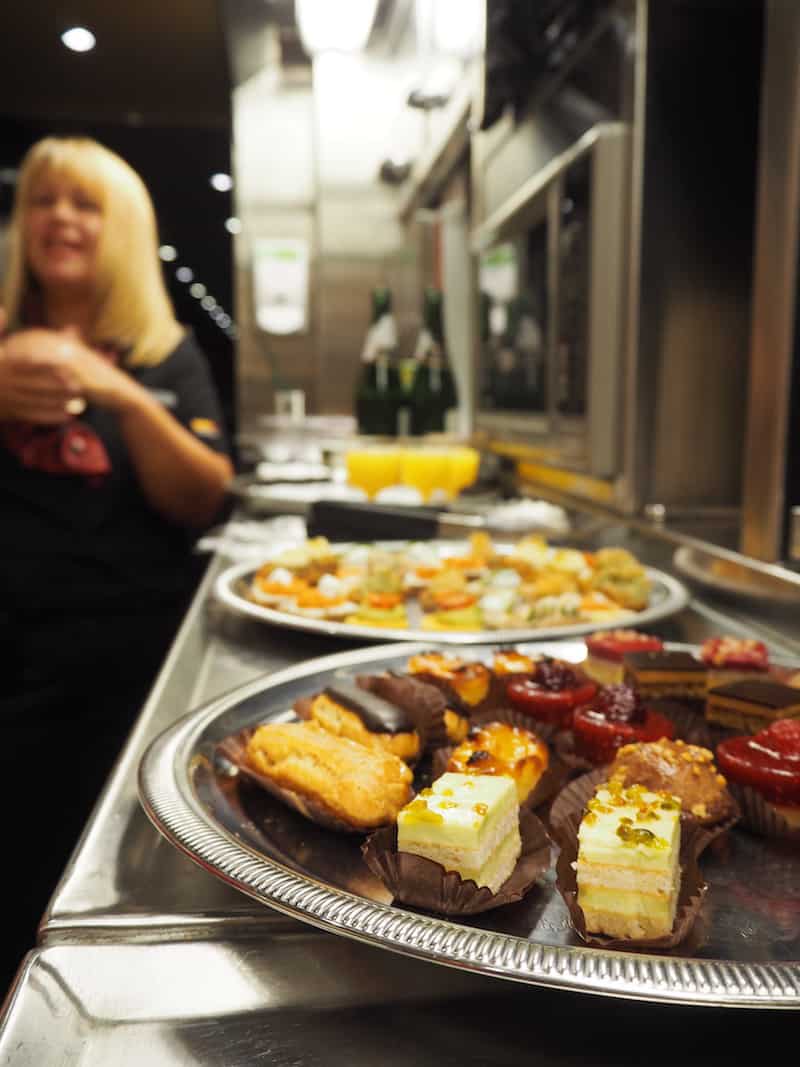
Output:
top-left (213, 539), bottom-right (690, 645)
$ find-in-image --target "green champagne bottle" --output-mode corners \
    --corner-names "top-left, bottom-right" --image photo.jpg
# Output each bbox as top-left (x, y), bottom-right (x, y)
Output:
top-left (409, 287), bottom-right (458, 435)
top-left (354, 288), bottom-right (403, 436)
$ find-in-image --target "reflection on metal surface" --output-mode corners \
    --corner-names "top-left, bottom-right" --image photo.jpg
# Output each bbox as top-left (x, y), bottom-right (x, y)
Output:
top-left (139, 640), bottom-right (800, 1008)
top-left (15, 937), bottom-right (800, 1067)
top-left (741, 1), bottom-right (800, 562)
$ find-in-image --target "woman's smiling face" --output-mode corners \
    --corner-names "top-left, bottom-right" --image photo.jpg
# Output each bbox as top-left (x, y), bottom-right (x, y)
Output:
top-left (24, 170), bottom-right (103, 295)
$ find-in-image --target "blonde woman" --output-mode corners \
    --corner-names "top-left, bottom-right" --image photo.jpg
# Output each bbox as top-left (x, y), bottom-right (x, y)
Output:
top-left (0, 136), bottom-right (233, 993)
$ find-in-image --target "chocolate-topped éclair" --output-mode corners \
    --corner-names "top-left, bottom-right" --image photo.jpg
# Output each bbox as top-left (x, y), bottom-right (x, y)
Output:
top-left (299, 680), bottom-right (421, 762)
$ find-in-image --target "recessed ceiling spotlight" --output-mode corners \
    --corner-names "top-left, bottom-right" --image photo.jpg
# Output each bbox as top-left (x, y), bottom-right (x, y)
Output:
top-left (210, 173), bottom-right (233, 192)
top-left (225, 216), bottom-right (242, 234)
top-left (189, 282), bottom-right (207, 299)
top-left (158, 245), bottom-right (178, 262)
top-left (200, 295), bottom-right (217, 311)
top-left (61, 27), bottom-right (96, 53)
top-left (175, 266), bottom-right (194, 283)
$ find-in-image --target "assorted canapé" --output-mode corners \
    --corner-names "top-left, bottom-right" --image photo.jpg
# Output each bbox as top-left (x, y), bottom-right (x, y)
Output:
top-left (246, 534), bottom-right (653, 632)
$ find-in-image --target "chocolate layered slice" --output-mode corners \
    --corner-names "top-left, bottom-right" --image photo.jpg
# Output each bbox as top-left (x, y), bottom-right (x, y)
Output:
top-left (705, 679), bottom-right (800, 733)
top-left (623, 651), bottom-right (707, 699)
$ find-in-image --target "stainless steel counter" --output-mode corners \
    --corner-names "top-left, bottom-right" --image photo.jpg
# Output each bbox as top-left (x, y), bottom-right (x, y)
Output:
top-left (3, 513), bottom-right (800, 1061)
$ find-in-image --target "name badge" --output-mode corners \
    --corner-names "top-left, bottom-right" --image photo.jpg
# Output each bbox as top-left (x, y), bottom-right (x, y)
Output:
top-left (148, 389), bottom-right (178, 409)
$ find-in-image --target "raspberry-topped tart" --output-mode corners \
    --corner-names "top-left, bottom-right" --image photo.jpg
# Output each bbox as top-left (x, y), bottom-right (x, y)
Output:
top-left (506, 658), bottom-right (597, 729)
top-left (584, 630), bottom-right (664, 685)
top-left (572, 685), bottom-right (676, 765)
top-left (716, 719), bottom-right (800, 829)
top-left (700, 636), bottom-right (770, 688)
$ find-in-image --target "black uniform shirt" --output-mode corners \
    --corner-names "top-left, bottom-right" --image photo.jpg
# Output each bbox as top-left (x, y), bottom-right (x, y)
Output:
top-left (0, 332), bottom-right (231, 626)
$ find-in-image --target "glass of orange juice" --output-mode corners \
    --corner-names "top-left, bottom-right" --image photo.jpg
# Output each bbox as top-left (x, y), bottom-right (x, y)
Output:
top-left (345, 447), bottom-right (402, 499)
top-left (400, 448), bottom-right (451, 502)
top-left (444, 446), bottom-right (481, 499)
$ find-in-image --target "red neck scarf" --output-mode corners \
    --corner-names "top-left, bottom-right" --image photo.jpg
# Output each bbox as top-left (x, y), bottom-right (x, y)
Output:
top-left (1, 420), bottom-right (112, 476)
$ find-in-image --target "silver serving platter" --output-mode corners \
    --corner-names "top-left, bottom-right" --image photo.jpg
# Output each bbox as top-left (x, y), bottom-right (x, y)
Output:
top-left (213, 540), bottom-right (690, 645)
top-left (673, 545), bottom-right (800, 605)
top-left (138, 640), bottom-right (800, 1008)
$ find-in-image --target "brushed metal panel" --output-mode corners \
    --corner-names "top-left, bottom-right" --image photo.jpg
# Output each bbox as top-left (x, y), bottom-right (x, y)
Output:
top-left (741, 0), bottom-right (800, 561)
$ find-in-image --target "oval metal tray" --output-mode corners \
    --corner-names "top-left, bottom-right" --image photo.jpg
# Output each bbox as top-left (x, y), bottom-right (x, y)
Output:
top-left (138, 640), bottom-right (800, 1008)
top-left (673, 545), bottom-right (800, 605)
top-left (213, 541), bottom-right (690, 645)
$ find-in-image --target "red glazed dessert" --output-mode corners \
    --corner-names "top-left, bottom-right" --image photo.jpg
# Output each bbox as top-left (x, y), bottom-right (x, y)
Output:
top-left (506, 658), bottom-right (597, 729)
top-left (716, 719), bottom-right (800, 828)
top-left (584, 630), bottom-right (664, 685)
top-left (572, 685), bottom-right (676, 765)
top-left (701, 636), bottom-right (769, 688)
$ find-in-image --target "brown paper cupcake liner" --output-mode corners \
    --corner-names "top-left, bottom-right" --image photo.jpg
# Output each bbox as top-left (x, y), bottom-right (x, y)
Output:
top-left (649, 699), bottom-right (739, 750)
top-left (552, 732), bottom-right (597, 774)
top-left (217, 729), bottom-right (375, 835)
top-left (355, 672), bottom-right (448, 751)
top-left (726, 782), bottom-right (800, 840)
top-left (402, 667), bottom-right (507, 721)
top-left (547, 767), bottom-right (740, 856)
top-left (468, 704), bottom-right (562, 745)
top-left (429, 744), bottom-right (569, 812)
top-left (555, 808), bottom-right (708, 951)
top-left (362, 809), bottom-right (553, 916)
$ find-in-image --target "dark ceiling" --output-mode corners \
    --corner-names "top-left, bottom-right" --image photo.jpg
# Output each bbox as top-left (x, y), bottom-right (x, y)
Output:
top-left (0, 0), bottom-right (231, 126)
top-left (0, 1), bottom-right (239, 432)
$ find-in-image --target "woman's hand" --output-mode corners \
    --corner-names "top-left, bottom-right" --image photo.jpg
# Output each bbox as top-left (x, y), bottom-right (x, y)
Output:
top-left (58, 333), bottom-right (145, 413)
top-left (0, 326), bottom-right (84, 424)
top-left (0, 325), bottom-right (145, 421)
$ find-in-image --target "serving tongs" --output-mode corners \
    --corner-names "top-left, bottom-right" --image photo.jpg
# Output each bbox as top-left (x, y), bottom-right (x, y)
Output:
top-left (305, 499), bottom-right (490, 542)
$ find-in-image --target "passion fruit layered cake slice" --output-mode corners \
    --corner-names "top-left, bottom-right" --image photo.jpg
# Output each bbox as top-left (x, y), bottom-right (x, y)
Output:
top-left (576, 782), bottom-right (682, 940)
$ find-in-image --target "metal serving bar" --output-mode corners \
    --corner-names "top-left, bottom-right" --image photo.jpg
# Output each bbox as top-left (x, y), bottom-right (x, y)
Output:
top-left (5, 939), bottom-right (799, 1067)
top-left (37, 509), bottom-right (800, 949)
top-left (0, 507), bottom-right (796, 1059)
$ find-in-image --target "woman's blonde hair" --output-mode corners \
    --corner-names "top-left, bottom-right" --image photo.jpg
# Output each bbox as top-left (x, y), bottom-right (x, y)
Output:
top-left (2, 136), bottom-right (183, 366)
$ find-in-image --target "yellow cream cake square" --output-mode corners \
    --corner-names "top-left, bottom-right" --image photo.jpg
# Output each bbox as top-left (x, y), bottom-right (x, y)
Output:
top-left (576, 783), bottom-right (682, 940)
top-left (397, 772), bottom-right (520, 893)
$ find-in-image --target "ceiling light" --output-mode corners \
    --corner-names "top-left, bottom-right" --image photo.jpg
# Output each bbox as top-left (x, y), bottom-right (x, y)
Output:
top-left (189, 282), bottom-right (207, 299)
top-left (201, 296), bottom-right (217, 311)
top-left (176, 266), bottom-right (194, 283)
top-left (158, 245), bottom-right (178, 262)
top-left (61, 26), bottom-right (96, 52)
top-left (210, 173), bottom-right (233, 192)
top-left (295, 0), bottom-right (378, 54)
top-left (225, 217), bottom-right (242, 235)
